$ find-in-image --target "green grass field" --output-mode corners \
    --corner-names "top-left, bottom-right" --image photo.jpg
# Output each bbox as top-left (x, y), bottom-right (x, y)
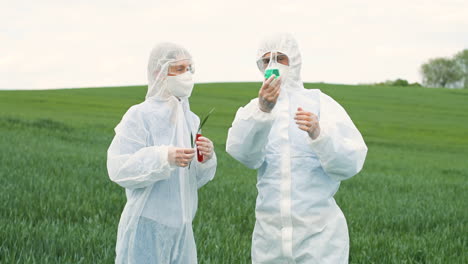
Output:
top-left (0, 83), bottom-right (467, 263)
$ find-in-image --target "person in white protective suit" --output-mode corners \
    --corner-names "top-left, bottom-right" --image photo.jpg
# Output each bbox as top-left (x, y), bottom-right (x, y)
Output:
top-left (107, 42), bottom-right (217, 264)
top-left (226, 33), bottom-right (368, 263)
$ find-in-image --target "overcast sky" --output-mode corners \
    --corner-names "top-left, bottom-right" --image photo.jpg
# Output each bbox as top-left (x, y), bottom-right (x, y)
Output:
top-left (1, 0), bottom-right (467, 90)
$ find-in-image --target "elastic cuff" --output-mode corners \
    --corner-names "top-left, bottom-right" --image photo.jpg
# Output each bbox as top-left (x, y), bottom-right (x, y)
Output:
top-left (199, 152), bottom-right (217, 167)
top-left (237, 99), bottom-right (276, 122)
top-left (160, 145), bottom-right (178, 171)
top-left (308, 126), bottom-right (329, 150)
top-left (248, 100), bottom-right (276, 122)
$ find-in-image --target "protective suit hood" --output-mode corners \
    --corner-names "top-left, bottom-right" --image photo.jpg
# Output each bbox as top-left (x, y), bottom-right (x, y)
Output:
top-left (257, 33), bottom-right (303, 92)
top-left (146, 42), bottom-right (193, 100)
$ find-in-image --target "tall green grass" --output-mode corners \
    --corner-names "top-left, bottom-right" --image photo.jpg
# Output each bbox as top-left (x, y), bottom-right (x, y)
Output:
top-left (0, 83), bottom-right (467, 263)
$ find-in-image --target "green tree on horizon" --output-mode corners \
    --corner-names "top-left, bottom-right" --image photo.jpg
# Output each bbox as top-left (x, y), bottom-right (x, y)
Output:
top-left (420, 49), bottom-right (467, 89)
top-left (454, 49), bottom-right (468, 88)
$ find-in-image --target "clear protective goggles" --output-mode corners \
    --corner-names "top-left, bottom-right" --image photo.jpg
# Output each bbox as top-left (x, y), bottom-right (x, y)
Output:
top-left (167, 59), bottom-right (195, 76)
top-left (256, 52), bottom-right (289, 72)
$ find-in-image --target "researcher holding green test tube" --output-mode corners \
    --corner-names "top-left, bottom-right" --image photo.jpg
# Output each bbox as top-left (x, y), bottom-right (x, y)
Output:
top-left (226, 33), bottom-right (368, 263)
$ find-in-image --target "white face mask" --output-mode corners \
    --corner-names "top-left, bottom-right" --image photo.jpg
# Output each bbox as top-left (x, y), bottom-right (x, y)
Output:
top-left (276, 63), bottom-right (290, 80)
top-left (166, 71), bottom-right (194, 98)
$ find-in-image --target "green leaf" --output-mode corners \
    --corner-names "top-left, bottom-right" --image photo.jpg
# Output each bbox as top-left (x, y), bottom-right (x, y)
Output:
top-left (190, 132), bottom-right (194, 148)
top-left (198, 107), bottom-right (215, 133)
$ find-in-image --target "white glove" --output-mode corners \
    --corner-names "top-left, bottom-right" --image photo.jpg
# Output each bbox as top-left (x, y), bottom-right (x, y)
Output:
top-left (168, 147), bottom-right (196, 167)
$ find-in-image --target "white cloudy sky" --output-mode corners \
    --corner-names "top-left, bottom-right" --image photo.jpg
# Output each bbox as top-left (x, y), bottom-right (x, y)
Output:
top-left (1, 0), bottom-right (467, 89)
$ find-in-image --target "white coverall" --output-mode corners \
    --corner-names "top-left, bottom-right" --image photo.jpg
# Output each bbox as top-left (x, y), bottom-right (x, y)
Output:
top-left (226, 33), bottom-right (367, 264)
top-left (107, 43), bottom-right (217, 264)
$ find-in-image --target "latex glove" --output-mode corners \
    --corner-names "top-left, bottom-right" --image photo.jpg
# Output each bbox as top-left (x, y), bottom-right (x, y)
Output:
top-left (294, 107), bottom-right (321, 140)
top-left (195, 136), bottom-right (214, 162)
top-left (168, 147), bottom-right (195, 167)
top-left (258, 75), bottom-right (282, 113)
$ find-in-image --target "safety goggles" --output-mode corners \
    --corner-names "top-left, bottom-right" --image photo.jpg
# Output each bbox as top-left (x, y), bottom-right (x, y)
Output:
top-left (167, 59), bottom-right (195, 76)
top-left (256, 52), bottom-right (289, 71)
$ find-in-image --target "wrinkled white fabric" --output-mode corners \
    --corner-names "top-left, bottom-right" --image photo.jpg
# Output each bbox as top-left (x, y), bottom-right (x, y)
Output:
top-left (226, 33), bottom-right (367, 264)
top-left (107, 42), bottom-right (216, 264)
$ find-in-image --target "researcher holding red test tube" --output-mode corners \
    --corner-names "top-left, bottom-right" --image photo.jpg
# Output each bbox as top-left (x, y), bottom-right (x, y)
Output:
top-left (226, 33), bottom-right (368, 264)
top-left (107, 42), bottom-right (216, 264)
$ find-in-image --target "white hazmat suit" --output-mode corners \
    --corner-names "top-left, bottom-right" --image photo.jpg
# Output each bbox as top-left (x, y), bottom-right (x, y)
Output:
top-left (107, 43), bottom-right (217, 264)
top-left (226, 34), bottom-right (367, 263)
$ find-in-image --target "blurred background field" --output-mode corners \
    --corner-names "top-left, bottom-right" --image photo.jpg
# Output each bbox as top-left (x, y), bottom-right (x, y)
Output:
top-left (0, 83), bottom-right (467, 263)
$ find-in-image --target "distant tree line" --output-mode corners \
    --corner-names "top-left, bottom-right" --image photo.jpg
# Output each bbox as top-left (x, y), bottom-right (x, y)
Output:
top-left (420, 49), bottom-right (468, 89)
top-left (375, 79), bottom-right (421, 87)
top-left (375, 49), bottom-right (468, 89)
